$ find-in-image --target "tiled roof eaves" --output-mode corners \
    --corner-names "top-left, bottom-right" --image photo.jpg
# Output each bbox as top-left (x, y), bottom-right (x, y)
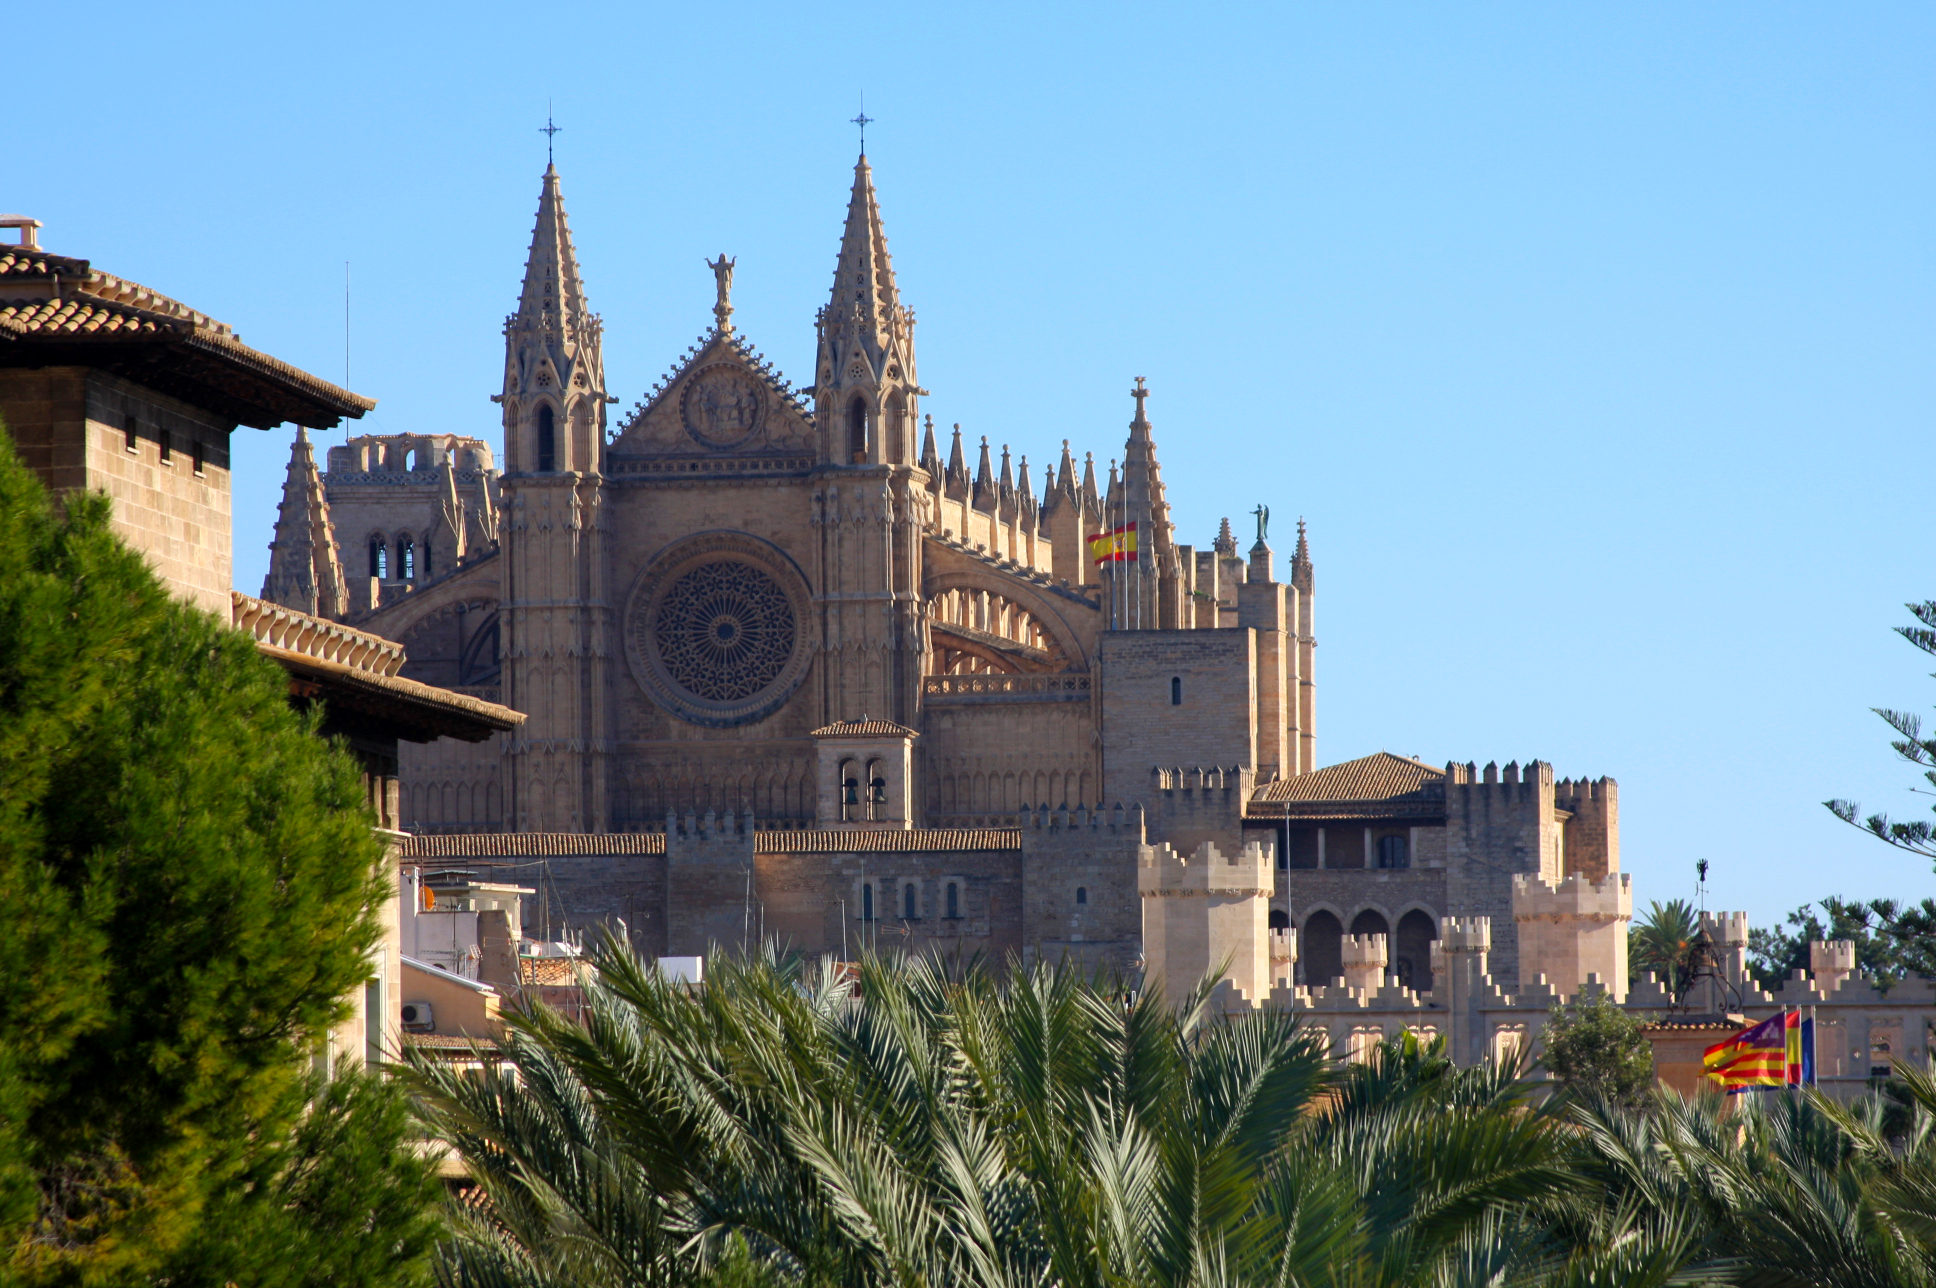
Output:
top-left (397, 828), bottom-right (1023, 858)
top-left (0, 287), bottom-right (374, 425)
top-left (262, 645), bottom-right (524, 736)
top-left (1247, 803), bottom-right (1448, 823)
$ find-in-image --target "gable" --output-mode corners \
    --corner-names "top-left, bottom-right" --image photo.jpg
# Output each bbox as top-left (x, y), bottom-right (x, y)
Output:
top-left (609, 329), bottom-right (815, 464)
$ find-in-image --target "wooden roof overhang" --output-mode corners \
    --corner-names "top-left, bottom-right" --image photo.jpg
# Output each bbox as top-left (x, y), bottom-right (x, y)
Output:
top-left (0, 250), bottom-right (374, 430)
top-left (266, 646), bottom-right (523, 744)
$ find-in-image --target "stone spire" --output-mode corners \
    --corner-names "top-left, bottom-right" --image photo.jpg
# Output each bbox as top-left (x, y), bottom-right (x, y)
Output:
top-left (1291, 516), bottom-right (1313, 593)
top-left (1101, 379), bottom-right (1183, 628)
top-left (500, 163), bottom-right (606, 475)
top-left (1215, 516), bottom-right (1238, 557)
top-left (261, 426), bottom-right (348, 619)
top-left (972, 436), bottom-right (998, 513)
top-left (919, 414), bottom-right (941, 477)
top-left (814, 153), bottom-right (919, 466)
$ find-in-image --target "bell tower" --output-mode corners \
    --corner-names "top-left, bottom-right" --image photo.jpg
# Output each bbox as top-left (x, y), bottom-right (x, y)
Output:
top-left (495, 161), bottom-right (612, 831)
top-left (810, 150), bottom-right (928, 730)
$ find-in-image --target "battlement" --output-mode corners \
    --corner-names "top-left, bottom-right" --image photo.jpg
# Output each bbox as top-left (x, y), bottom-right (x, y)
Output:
top-left (1512, 873), bottom-right (1631, 999)
top-left (1701, 910), bottom-right (1749, 949)
top-left (1812, 939), bottom-right (1857, 974)
top-left (1554, 776), bottom-right (1617, 806)
top-left (1137, 839), bottom-right (1274, 896)
top-left (1269, 928), bottom-right (1297, 961)
top-left (1512, 872), bottom-right (1633, 924)
top-left (1440, 916), bottom-right (1493, 953)
top-left (1341, 934), bottom-right (1388, 966)
top-left (1019, 802), bottom-right (1145, 834)
top-left (1443, 759), bottom-right (1553, 788)
top-left (1150, 765), bottom-right (1253, 793)
top-left (665, 808), bottom-right (758, 868)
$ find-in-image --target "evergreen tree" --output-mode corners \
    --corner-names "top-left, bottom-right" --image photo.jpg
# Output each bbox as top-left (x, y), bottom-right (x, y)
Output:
top-left (1828, 599), bottom-right (1936, 863)
top-left (1748, 895), bottom-right (1936, 990)
top-left (0, 425), bottom-right (439, 1283)
top-left (1540, 991), bottom-right (1657, 1111)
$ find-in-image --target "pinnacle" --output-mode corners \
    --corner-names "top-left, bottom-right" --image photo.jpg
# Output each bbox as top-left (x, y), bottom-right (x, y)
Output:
top-left (515, 162), bottom-right (594, 345)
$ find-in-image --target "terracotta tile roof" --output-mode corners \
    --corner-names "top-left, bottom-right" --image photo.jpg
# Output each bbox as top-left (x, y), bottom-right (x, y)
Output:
top-left (1252, 752), bottom-right (1445, 804)
top-left (756, 828), bottom-right (1020, 853)
top-left (403, 1032), bottom-right (503, 1052)
top-left (0, 249), bottom-right (375, 429)
top-left (231, 593), bottom-right (521, 741)
top-left (810, 718), bottom-right (920, 738)
top-left (402, 832), bottom-right (667, 858)
top-left (397, 828), bottom-right (1022, 858)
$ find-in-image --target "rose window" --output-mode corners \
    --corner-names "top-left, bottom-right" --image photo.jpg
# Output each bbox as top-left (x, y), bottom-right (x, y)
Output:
top-left (651, 561), bottom-right (796, 702)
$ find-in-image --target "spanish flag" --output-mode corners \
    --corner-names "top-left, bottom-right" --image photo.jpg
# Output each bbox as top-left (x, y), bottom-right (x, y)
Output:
top-left (1703, 1013), bottom-right (1787, 1091)
top-left (1088, 522), bottom-right (1139, 565)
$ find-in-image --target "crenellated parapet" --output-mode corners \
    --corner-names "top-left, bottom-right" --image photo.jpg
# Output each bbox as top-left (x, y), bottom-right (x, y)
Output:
top-left (1138, 837), bottom-right (1274, 1007)
top-left (1341, 933), bottom-right (1388, 993)
top-left (1148, 764), bottom-right (1255, 856)
top-left (1511, 872), bottom-right (1633, 1000)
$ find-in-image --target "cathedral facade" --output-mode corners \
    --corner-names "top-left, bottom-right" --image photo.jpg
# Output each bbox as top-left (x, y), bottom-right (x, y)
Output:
top-left (261, 153), bottom-right (1623, 985)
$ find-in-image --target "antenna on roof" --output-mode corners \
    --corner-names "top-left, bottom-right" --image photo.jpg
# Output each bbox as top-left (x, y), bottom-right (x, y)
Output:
top-left (343, 260), bottom-right (351, 442)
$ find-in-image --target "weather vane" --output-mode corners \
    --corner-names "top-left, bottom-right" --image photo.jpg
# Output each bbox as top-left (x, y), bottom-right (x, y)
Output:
top-left (539, 103), bottom-right (562, 165)
top-left (852, 96), bottom-right (874, 153)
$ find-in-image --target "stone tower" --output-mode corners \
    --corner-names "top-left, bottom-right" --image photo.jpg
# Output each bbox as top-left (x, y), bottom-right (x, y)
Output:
top-left (1291, 519), bottom-right (1316, 773)
top-left (496, 163), bottom-right (611, 831)
top-left (261, 426), bottom-right (349, 618)
top-left (810, 153), bottom-right (928, 725)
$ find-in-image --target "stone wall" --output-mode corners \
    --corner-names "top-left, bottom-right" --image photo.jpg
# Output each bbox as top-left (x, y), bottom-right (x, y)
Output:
top-left (0, 368), bottom-right (233, 616)
top-left (1099, 629), bottom-right (1257, 808)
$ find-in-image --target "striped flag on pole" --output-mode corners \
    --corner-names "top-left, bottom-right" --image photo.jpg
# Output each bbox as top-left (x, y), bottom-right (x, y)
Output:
top-left (1704, 1013), bottom-right (1787, 1092)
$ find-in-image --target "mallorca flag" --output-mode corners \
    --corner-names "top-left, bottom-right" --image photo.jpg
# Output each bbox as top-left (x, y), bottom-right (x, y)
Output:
top-left (1704, 1013), bottom-right (1787, 1092)
top-left (1088, 522), bottom-right (1139, 565)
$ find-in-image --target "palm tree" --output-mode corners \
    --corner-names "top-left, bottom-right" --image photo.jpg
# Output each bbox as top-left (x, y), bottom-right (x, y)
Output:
top-left (409, 946), bottom-right (1582, 1287)
top-left (1630, 900), bottom-right (1701, 997)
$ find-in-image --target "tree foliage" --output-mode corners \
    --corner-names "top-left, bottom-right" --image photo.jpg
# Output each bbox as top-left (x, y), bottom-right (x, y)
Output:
top-left (415, 945), bottom-right (1936, 1286)
top-left (1540, 991), bottom-right (1656, 1110)
top-left (1828, 600), bottom-right (1936, 862)
top-left (0, 426), bottom-right (440, 1283)
top-left (1748, 896), bottom-right (1936, 991)
top-left (1629, 898), bottom-right (1700, 996)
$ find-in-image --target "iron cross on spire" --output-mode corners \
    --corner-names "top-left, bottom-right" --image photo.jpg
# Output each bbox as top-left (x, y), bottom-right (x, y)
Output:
top-left (539, 105), bottom-right (562, 165)
top-left (1131, 375), bottom-right (1149, 418)
top-left (852, 98), bottom-right (874, 153)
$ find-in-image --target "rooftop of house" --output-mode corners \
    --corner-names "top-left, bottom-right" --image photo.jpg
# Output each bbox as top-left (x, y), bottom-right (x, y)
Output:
top-left (0, 243), bottom-right (374, 430)
top-left (1248, 752), bottom-right (1448, 822)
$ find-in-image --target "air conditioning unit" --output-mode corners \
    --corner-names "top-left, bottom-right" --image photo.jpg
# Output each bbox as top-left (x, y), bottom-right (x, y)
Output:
top-left (400, 1001), bottom-right (435, 1032)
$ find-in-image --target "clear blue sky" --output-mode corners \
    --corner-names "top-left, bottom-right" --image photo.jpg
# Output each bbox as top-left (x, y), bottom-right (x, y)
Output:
top-left (21, 3), bottom-right (1933, 931)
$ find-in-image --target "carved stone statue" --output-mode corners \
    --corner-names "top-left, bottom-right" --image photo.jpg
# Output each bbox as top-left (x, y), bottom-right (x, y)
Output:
top-left (707, 254), bottom-right (736, 333)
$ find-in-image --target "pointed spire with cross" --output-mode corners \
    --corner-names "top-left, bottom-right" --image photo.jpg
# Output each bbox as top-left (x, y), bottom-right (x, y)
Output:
top-left (852, 98), bottom-right (874, 155)
top-left (539, 105), bottom-right (562, 167)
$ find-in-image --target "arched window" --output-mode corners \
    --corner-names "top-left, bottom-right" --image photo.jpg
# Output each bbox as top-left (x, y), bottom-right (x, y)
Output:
top-left (904, 883), bottom-right (918, 920)
top-left (397, 537), bottom-right (415, 581)
top-left (847, 397), bottom-right (867, 462)
top-left (1377, 835), bottom-right (1409, 869)
top-left (1268, 909), bottom-right (1290, 930)
top-left (1171, 676), bottom-right (1182, 706)
top-left (1395, 909), bottom-right (1437, 994)
top-left (867, 758), bottom-right (888, 819)
top-left (1303, 911), bottom-right (1344, 988)
top-left (841, 760), bottom-right (859, 822)
top-left (369, 537), bottom-right (388, 580)
top-left (537, 405), bottom-right (556, 473)
top-left (946, 882), bottom-right (959, 919)
top-left (1075, 886), bottom-right (1087, 905)
top-left (861, 882), bottom-right (874, 922)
